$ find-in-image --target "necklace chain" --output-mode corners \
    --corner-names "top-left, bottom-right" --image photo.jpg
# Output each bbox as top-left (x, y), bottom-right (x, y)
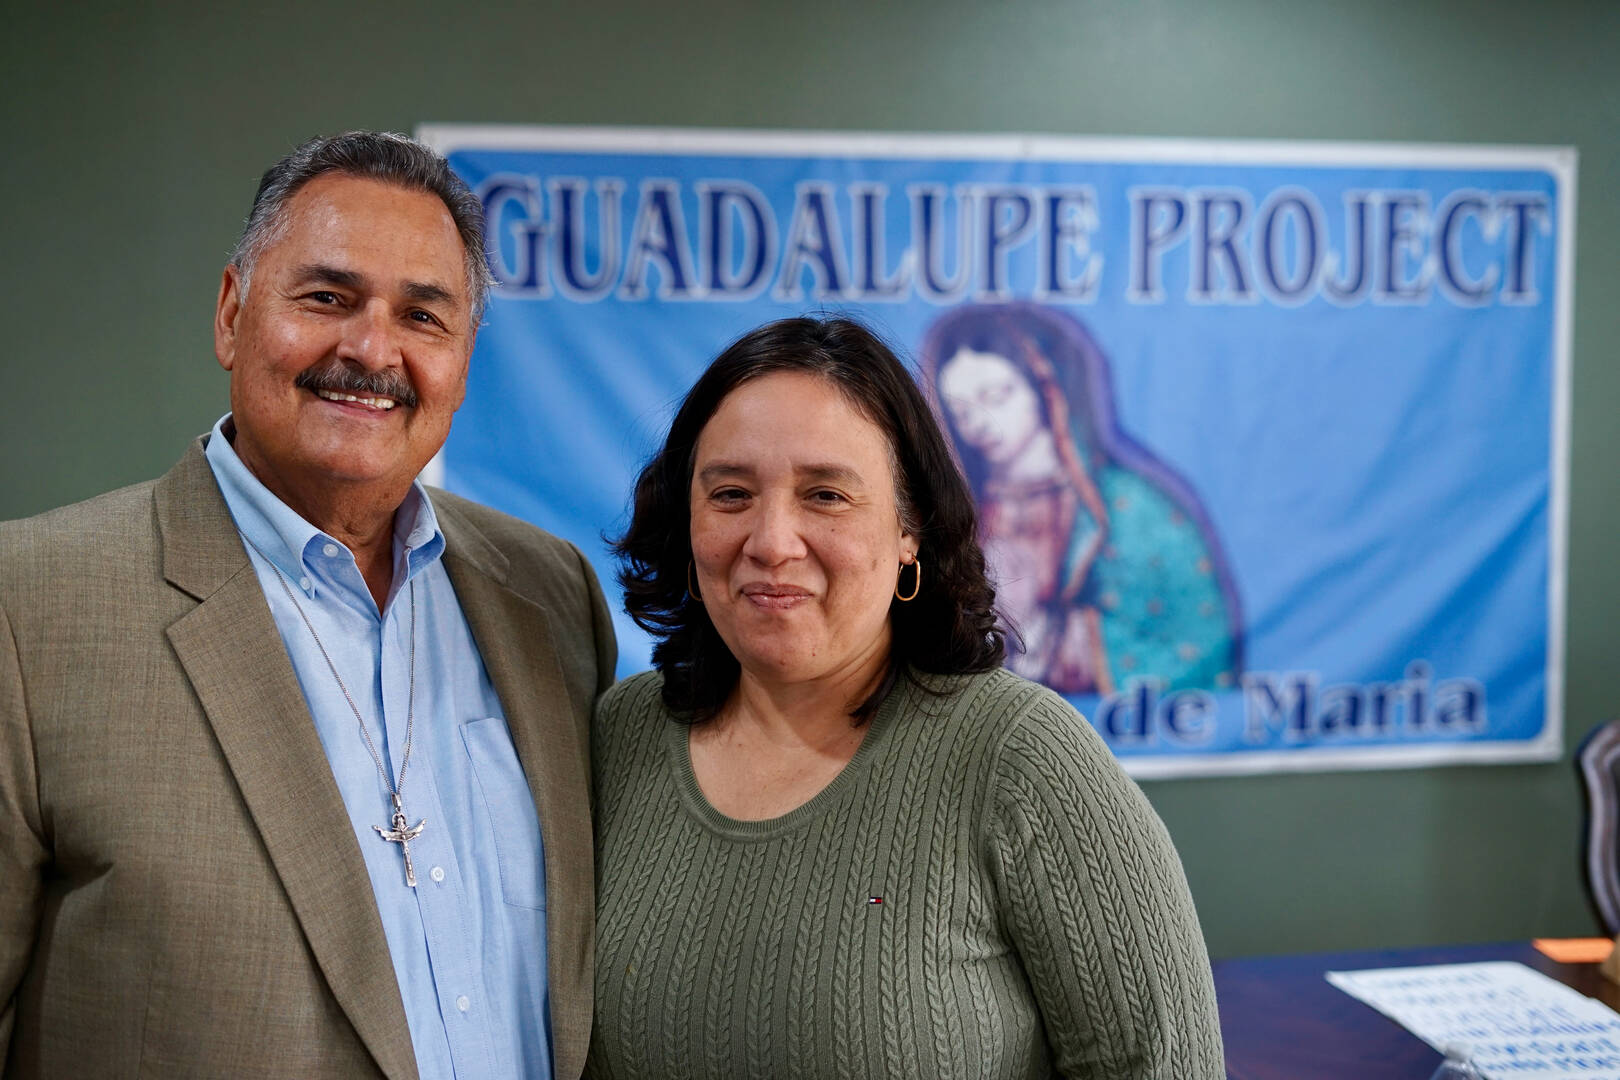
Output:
top-left (240, 533), bottom-right (417, 811)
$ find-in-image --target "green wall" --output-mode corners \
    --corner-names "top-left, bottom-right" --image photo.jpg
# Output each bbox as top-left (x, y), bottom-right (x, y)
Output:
top-left (3, 1), bottom-right (1616, 959)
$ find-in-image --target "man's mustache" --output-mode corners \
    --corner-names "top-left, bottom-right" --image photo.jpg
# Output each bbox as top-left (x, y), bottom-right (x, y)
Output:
top-left (293, 358), bottom-right (419, 409)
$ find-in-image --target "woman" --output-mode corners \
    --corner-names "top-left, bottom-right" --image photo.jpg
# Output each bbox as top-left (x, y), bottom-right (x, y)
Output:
top-left (589, 316), bottom-right (1224, 1079)
top-left (922, 304), bottom-right (1242, 696)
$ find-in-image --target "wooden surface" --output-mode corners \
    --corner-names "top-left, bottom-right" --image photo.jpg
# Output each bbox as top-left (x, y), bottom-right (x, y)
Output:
top-left (1214, 941), bottom-right (1620, 1079)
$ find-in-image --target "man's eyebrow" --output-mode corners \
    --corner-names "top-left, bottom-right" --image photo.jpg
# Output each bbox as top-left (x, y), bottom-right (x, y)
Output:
top-left (290, 263), bottom-right (364, 290)
top-left (287, 264), bottom-right (458, 308)
top-left (403, 280), bottom-right (458, 307)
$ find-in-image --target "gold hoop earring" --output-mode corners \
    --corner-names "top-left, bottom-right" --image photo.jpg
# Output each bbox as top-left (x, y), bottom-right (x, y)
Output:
top-left (687, 560), bottom-right (702, 601)
top-left (895, 557), bottom-right (921, 602)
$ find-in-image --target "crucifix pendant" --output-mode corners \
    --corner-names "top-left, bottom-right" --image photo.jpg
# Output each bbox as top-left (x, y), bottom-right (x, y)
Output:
top-left (374, 797), bottom-right (427, 887)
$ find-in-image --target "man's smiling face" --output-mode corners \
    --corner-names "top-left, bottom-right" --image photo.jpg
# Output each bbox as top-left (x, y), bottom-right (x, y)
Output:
top-left (213, 172), bottom-right (474, 513)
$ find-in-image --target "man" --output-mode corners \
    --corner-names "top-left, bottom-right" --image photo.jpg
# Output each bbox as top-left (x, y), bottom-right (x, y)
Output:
top-left (0, 132), bottom-right (616, 1078)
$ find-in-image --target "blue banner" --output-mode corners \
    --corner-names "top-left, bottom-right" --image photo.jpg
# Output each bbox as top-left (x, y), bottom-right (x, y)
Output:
top-left (420, 126), bottom-right (1573, 777)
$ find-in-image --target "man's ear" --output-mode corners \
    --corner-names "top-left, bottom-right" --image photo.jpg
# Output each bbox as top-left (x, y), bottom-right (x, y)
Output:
top-left (214, 265), bottom-right (244, 372)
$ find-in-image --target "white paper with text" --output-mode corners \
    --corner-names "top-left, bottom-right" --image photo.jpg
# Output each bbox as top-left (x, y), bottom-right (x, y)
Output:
top-left (1327, 962), bottom-right (1620, 1079)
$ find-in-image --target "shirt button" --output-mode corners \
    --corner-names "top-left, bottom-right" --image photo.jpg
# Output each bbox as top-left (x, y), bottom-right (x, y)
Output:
top-left (430, 866), bottom-right (445, 883)
top-left (298, 576), bottom-right (312, 591)
top-left (456, 995), bottom-right (470, 1013)
top-left (323, 542), bottom-right (340, 558)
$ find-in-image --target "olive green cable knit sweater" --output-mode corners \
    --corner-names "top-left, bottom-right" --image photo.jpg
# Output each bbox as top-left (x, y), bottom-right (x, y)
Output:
top-left (587, 667), bottom-right (1224, 1079)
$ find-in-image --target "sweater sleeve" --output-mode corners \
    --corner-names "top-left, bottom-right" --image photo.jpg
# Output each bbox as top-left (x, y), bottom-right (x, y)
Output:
top-left (984, 690), bottom-right (1224, 1079)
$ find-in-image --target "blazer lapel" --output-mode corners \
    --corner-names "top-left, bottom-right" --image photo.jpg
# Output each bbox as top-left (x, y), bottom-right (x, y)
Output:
top-left (439, 514), bottom-right (593, 1080)
top-left (156, 443), bottom-right (419, 1080)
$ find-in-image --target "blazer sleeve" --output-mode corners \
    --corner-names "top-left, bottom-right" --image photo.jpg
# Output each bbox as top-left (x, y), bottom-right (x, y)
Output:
top-left (574, 541), bottom-right (617, 699)
top-left (0, 597), bottom-right (46, 1060)
top-left (984, 692), bottom-right (1225, 1079)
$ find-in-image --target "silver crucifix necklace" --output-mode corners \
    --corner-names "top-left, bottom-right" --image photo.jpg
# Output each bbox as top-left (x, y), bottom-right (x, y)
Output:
top-left (244, 533), bottom-right (428, 887)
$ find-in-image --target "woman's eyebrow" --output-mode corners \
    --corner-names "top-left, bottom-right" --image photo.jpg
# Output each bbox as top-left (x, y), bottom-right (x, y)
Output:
top-left (695, 463), bottom-right (866, 485)
top-left (696, 462), bottom-right (753, 485)
top-left (795, 464), bottom-right (865, 486)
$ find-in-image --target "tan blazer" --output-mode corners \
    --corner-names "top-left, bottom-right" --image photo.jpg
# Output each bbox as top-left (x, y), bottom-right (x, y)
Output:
top-left (0, 439), bottom-right (616, 1079)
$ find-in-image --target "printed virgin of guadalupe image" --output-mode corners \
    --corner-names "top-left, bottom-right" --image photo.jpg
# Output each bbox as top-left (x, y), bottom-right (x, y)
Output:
top-left (921, 303), bottom-right (1243, 696)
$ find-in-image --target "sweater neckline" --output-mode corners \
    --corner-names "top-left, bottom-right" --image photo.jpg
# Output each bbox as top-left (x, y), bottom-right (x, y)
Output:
top-left (663, 673), bottom-right (914, 841)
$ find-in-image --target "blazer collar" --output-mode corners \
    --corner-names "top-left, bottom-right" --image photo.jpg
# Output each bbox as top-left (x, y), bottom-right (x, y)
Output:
top-left (155, 437), bottom-right (254, 601)
top-left (157, 438), bottom-right (420, 1080)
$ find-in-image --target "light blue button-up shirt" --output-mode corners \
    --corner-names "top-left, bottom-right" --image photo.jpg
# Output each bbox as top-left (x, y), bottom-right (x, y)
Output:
top-left (205, 417), bottom-right (552, 1080)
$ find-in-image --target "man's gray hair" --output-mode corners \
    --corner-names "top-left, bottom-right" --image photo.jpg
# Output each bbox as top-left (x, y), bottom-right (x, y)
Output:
top-left (230, 131), bottom-right (495, 322)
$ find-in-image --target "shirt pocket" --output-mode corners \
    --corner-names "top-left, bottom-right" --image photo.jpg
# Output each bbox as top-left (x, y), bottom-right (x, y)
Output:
top-left (460, 715), bottom-right (547, 910)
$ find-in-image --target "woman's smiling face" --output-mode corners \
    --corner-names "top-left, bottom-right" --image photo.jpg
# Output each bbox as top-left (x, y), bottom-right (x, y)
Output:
top-left (688, 371), bottom-right (917, 695)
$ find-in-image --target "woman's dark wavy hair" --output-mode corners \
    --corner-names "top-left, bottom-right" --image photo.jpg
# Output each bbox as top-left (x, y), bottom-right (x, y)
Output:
top-left (614, 315), bottom-right (1006, 723)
